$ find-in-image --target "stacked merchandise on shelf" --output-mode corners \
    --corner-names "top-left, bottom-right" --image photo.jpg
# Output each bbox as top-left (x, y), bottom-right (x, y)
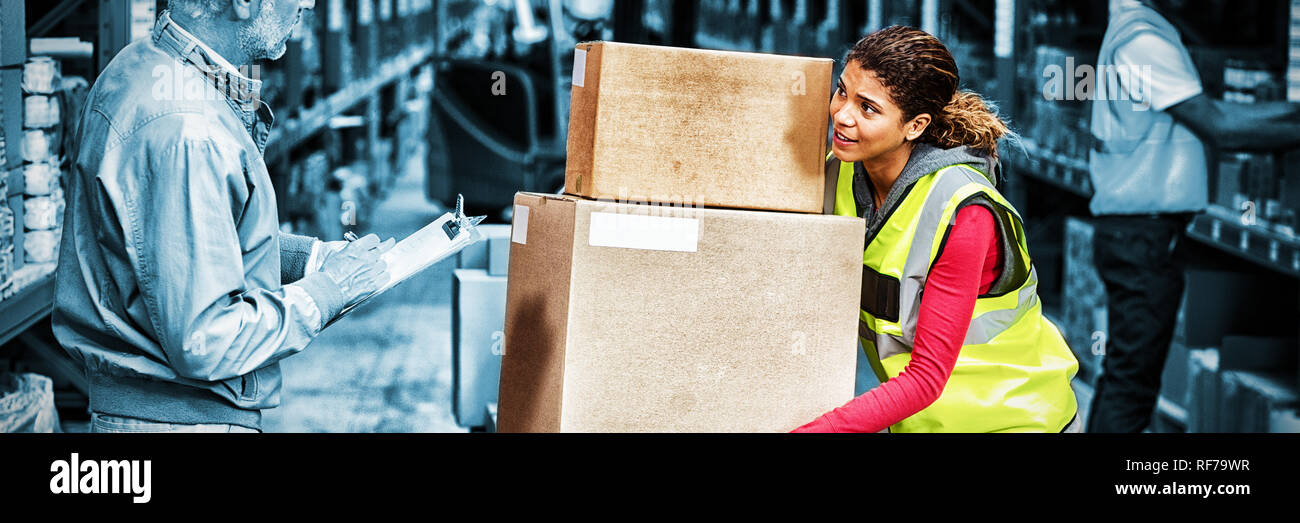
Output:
top-left (497, 43), bottom-right (865, 432)
top-left (1189, 337), bottom-right (1300, 432)
top-left (294, 7), bottom-right (323, 111)
top-left (322, 0), bottom-right (354, 93)
top-left (285, 151), bottom-right (330, 230)
top-left (1212, 61), bottom-right (1297, 236)
top-left (379, 0), bottom-right (399, 59)
top-left (403, 0), bottom-right (436, 48)
top-left (6, 56), bottom-right (66, 299)
top-left (1026, 45), bottom-right (1093, 162)
top-left (396, 65), bottom-right (432, 185)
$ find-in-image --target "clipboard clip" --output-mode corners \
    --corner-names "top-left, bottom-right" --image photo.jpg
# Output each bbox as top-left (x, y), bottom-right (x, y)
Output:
top-left (442, 194), bottom-right (487, 240)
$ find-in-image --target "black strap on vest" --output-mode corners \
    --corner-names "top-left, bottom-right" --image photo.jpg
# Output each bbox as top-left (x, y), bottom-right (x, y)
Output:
top-left (861, 267), bottom-right (901, 323)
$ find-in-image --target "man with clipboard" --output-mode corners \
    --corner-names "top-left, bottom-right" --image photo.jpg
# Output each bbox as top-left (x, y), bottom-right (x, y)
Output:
top-left (50, 1), bottom-right (481, 433)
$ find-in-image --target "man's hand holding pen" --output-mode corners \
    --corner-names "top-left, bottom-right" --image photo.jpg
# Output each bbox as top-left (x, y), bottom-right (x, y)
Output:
top-left (319, 233), bottom-right (396, 307)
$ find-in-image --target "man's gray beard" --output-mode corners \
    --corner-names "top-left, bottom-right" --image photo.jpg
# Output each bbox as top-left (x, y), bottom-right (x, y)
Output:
top-left (238, 0), bottom-right (292, 62)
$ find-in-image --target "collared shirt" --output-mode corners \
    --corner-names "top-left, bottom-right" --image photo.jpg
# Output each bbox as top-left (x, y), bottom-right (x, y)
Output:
top-left (52, 12), bottom-right (347, 426)
top-left (1089, 4), bottom-right (1207, 215)
top-left (163, 11), bottom-right (244, 78)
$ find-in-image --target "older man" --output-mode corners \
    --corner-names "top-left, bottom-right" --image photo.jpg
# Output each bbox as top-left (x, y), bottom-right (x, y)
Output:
top-left (53, 0), bottom-right (391, 433)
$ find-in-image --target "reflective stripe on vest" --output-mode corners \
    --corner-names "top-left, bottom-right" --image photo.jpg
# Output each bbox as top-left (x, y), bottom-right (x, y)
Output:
top-left (831, 157), bottom-right (1079, 432)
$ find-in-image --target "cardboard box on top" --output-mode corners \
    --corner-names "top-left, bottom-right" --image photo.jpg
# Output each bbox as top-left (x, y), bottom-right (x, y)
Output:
top-left (497, 192), bottom-right (864, 432)
top-left (565, 42), bottom-right (833, 213)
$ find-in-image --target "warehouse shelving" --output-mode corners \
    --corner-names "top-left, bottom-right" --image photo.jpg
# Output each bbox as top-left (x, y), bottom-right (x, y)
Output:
top-left (0, 275), bottom-right (54, 348)
top-left (266, 40), bottom-right (434, 164)
top-left (1188, 205), bottom-right (1300, 279)
top-left (1015, 138), bottom-right (1093, 198)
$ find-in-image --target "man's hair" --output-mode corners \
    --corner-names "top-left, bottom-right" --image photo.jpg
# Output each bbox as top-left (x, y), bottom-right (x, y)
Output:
top-left (167, 0), bottom-right (228, 19)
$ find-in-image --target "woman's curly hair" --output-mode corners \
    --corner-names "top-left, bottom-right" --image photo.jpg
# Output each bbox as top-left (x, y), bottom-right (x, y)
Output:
top-left (846, 25), bottom-right (1010, 157)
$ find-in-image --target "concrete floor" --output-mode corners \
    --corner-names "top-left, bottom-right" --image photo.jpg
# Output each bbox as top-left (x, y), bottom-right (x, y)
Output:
top-left (262, 166), bottom-right (468, 433)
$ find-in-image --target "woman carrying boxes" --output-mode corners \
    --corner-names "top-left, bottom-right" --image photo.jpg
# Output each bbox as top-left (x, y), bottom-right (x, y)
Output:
top-left (794, 26), bottom-right (1080, 433)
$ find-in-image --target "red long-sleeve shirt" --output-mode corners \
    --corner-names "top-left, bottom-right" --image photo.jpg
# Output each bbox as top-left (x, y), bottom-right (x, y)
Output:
top-left (793, 204), bottom-right (1002, 433)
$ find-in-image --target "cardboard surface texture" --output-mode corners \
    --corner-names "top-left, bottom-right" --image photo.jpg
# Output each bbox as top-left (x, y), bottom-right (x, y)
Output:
top-left (499, 193), bottom-right (864, 432)
top-left (565, 42), bottom-right (832, 213)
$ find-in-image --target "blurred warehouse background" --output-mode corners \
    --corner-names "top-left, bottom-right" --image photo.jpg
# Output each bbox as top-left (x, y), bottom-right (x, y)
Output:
top-left (0, 0), bottom-right (1298, 432)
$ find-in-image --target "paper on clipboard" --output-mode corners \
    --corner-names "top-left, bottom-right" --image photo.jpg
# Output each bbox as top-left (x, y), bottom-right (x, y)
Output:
top-left (324, 211), bottom-right (484, 328)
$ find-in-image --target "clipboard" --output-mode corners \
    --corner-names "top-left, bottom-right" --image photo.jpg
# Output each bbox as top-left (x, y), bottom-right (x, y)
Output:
top-left (324, 195), bottom-right (487, 328)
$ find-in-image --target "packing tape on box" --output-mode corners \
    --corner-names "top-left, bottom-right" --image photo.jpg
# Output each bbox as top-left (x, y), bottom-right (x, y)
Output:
top-left (22, 163), bottom-right (59, 196)
top-left (23, 95), bottom-right (60, 129)
top-left (511, 205), bottom-right (529, 244)
top-left (24, 229), bottom-right (60, 263)
top-left (24, 195), bottom-right (64, 230)
top-left (22, 58), bottom-right (61, 95)
top-left (21, 130), bottom-right (56, 163)
top-left (572, 49), bottom-right (587, 87)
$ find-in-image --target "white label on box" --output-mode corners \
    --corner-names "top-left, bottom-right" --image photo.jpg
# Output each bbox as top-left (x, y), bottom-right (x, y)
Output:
top-left (512, 205), bottom-right (529, 244)
top-left (588, 212), bottom-right (699, 253)
top-left (572, 49), bottom-right (587, 87)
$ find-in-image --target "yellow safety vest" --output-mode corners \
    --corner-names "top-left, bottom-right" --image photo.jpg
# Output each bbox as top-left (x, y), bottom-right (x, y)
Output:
top-left (831, 156), bottom-right (1079, 432)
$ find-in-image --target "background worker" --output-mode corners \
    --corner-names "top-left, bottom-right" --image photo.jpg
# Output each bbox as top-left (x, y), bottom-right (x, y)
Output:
top-left (1086, 0), bottom-right (1300, 433)
top-left (53, 0), bottom-right (393, 433)
top-left (794, 26), bottom-right (1078, 433)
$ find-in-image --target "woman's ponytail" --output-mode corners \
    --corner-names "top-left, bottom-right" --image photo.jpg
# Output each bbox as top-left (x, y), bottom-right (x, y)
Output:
top-left (925, 90), bottom-right (1009, 157)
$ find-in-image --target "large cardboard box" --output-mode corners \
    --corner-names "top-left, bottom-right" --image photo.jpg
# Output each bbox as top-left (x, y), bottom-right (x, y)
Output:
top-left (498, 193), bottom-right (864, 432)
top-left (452, 268), bottom-right (508, 428)
top-left (564, 42), bottom-right (833, 213)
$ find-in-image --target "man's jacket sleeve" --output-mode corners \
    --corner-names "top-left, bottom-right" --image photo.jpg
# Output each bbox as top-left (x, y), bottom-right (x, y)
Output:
top-left (127, 127), bottom-right (347, 382)
top-left (279, 232), bottom-right (318, 283)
